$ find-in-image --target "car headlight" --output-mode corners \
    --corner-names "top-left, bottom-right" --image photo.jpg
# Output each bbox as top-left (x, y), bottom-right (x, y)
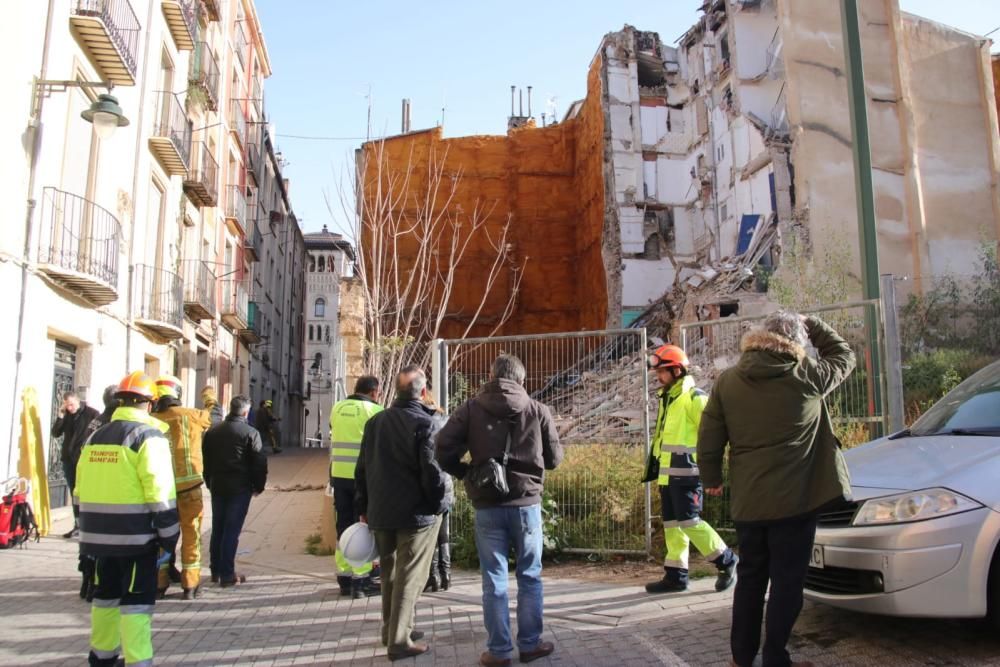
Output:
top-left (852, 488), bottom-right (982, 526)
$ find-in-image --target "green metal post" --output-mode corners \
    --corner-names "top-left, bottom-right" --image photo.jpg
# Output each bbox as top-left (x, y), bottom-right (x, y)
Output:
top-left (841, 0), bottom-right (884, 434)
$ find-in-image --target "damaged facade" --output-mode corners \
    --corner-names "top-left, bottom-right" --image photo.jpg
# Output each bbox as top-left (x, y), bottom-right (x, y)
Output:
top-left (592, 0), bottom-right (1000, 328)
top-left (360, 0), bottom-right (1000, 341)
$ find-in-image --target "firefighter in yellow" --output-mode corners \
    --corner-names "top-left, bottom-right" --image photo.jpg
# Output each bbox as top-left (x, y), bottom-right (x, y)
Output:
top-left (643, 345), bottom-right (739, 594)
top-left (75, 371), bottom-right (179, 666)
top-left (152, 374), bottom-right (212, 600)
top-left (330, 375), bottom-right (383, 597)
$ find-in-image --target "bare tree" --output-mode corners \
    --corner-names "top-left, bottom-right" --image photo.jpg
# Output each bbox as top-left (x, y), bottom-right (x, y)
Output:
top-left (331, 134), bottom-right (525, 401)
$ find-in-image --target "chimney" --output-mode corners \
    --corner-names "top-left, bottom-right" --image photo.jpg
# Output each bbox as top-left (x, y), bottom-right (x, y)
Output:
top-left (401, 98), bottom-right (411, 133)
top-left (527, 86), bottom-right (532, 117)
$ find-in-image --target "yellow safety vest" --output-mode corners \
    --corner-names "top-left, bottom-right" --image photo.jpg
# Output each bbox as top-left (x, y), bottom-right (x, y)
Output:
top-left (651, 375), bottom-right (708, 486)
top-left (329, 396), bottom-right (383, 480)
top-left (74, 406), bottom-right (179, 556)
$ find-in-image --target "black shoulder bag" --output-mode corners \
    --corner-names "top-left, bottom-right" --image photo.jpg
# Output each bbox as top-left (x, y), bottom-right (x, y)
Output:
top-left (467, 420), bottom-right (513, 500)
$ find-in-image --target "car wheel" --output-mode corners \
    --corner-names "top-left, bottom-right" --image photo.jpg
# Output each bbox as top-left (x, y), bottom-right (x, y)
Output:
top-left (989, 547), bottom-right (1000, 631)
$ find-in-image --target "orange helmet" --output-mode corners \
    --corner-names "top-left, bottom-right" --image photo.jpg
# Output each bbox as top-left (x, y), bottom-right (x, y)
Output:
top-left (115, 371), bottom-right (157, 401)
top-left (647, 344), bottom-right (689, 370)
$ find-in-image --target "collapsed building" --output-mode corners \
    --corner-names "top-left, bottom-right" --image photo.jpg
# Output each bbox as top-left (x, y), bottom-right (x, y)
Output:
top-left (359, 0), bottom-right (1000, 342)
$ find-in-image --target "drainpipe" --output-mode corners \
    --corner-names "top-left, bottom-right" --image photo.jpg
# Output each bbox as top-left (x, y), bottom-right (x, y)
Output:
top-left (125, 0), bottom-right (157, 370)
top-left (7, 0), bottom-right (57, 478)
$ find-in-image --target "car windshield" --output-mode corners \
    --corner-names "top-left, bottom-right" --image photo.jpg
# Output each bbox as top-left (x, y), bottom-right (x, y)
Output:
top-left (910, 360), bottom-right (1000, 436)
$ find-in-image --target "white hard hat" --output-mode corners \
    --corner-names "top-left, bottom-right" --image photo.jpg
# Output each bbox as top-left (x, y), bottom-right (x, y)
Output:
top-left (340, 521), bottom-right (378, 567)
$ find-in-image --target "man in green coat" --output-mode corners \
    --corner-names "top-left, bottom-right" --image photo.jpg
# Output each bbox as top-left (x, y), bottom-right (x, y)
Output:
top-left (698, 312), bottom-right (855, 667)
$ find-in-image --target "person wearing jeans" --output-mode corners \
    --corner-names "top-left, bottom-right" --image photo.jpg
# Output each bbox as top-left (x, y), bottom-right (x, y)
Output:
top-left (202, 395), bottom-right (268, 587)
top-left (436, 354), bottom-right (564, 667)
top-left (698, 312), bottom-right (856, 667)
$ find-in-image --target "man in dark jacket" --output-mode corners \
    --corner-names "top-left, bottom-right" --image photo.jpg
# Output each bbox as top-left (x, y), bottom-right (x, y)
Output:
top-left (698, 312), bottom-right (855, 667)
top-left (356, 366), bottom-right (447, 662)
top-left (436, 354), bottom-right (564, 667)
top-left (52, 390), bottom-right (100, 538)
top-left (203, 395), bottom-right (268, 587)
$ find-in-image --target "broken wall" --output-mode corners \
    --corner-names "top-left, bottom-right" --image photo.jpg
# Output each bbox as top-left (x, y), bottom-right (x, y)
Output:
top-left (360, 87), bottom-right (610, 339)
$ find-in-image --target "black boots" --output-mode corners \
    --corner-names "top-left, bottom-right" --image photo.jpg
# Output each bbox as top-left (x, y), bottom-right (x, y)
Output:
top-left (715, 553), bottom-right (739, 592)
top-left (352, 575), bottom-right (380, 598)
top-left (645, 568), bottom-right (689, 594)
top-left (337, 575), bottom-right (352, 596)
top-left (425, 549), bottom-right (441, 592)
top-left (438, 543), bottom-right (451, 591)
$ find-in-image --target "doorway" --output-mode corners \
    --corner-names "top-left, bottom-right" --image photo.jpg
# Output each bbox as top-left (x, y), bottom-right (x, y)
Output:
top-left (48, 341), bottom-right (77, 507)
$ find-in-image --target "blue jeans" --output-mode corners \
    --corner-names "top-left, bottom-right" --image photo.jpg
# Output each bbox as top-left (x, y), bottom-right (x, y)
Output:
top-left (209, 491), bottom-right (252, 582)
top-left (474, 504), bottom-right (544, 659)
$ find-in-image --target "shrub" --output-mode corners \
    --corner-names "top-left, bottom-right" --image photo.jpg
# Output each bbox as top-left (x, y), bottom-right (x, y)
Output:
top-left (902, 348), bottom-right (992, 423)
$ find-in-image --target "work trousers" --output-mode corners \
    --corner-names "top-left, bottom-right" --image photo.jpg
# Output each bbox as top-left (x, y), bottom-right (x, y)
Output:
top-left (660, 483), bottom-right (733, 585)
top-left (731, 515), bottom-right (818, 667)
top-left (373, 517), bottom-right (442, 653)
top-left (88, 551), bottom-right (158, 667)
top-left (332, 479), bottom-right (372, 578)
top-left (158, 487), bottom-right (203, 591)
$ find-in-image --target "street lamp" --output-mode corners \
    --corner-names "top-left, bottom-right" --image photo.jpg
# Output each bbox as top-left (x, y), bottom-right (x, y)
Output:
top-left (80, 93), bottom-right (130, 139)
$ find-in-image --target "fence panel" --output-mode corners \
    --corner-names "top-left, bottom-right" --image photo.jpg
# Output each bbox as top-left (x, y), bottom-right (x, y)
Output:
top-left (679, 299), bottom-right (887, 528)
top-left (439, 329), bottom-right (652, 556)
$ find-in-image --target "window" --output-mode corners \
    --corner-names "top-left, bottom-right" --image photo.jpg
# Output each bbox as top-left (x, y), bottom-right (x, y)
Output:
top-left (308, 324), bottom-right (313, 341)
top-left (314, 297), bottom-right (326, 318)
top-left (309, 255), bottom-right (315, 272)
top-left (325, 325), bottom-right (331, 342)
top-left (318, 255), bottom-right (325, 272)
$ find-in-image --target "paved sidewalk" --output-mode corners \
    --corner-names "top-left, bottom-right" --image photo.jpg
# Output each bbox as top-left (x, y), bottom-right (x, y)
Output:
top-left (2, 449), bottom-right (999, 666)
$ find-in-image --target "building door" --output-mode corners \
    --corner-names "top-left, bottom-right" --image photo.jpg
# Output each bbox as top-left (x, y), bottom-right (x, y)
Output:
top-left (49, 342), bottom-right (77, 507)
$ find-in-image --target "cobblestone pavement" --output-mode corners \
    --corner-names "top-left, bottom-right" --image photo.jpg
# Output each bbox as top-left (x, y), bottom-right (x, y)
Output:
top-left (3, 449), bottom-right (999, 666)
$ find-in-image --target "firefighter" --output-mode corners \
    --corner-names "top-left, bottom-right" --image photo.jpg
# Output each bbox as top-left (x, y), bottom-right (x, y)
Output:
top-left (255, 399), bottom-right (282, 454)
top-left (329, 376), bottom-right (383, 597)
top-left (644, 345), bottom-right (738, 594)
top-left (152, 374), bottom-right (212, 600)
top-left (75, 371), bottom-right (179, 666)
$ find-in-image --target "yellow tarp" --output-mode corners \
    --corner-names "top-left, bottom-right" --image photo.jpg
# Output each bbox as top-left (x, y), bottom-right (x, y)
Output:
top-left (17, 387), bottom-right (50, 536)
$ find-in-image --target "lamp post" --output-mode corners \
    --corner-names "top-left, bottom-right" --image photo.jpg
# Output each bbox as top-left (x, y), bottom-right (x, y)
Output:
top-left (7, 78), bottom-right (131, 476)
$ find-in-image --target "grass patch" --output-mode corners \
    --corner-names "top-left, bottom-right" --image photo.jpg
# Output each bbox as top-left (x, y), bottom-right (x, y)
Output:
top-left (304, 532), bottom-right (334, 557)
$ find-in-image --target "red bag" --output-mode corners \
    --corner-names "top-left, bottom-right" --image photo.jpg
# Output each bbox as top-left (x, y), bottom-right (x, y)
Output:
top-left (0, 479), bottom-right (39, 549)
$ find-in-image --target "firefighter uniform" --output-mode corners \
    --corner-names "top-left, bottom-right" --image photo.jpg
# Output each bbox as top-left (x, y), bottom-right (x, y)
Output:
top-left (75, 381), bottom-right (179, 667)
top-left (649, 374), bottom-right (736, 591)
top-left (152, 375), bottom-right (212, 597)
top-left (329, 394), bottom-right (383, 595)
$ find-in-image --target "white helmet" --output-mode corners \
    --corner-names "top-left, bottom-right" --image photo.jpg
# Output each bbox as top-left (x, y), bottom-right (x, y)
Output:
top-left (340, 521), bottom-right (378, 567)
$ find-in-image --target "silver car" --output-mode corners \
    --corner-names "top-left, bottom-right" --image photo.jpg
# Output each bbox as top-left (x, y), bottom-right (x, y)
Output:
top-left (804, 360), bottom-right (1000, 628)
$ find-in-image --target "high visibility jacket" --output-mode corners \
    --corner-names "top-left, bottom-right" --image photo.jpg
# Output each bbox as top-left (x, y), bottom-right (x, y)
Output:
top-left (75, 406), bottom-right (180, 557)
top-left (153, 399), bottom-right (212, 493)
top-left (329, 395), bottom-right (383, 480)
top-left (651, 375), bottom-right (708, 486)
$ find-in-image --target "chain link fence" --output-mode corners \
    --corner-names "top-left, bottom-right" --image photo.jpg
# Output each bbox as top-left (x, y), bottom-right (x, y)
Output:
top-left (435, 329), bottom-right (653, 556)
top-left (679, 299), bottom-right (887, 529)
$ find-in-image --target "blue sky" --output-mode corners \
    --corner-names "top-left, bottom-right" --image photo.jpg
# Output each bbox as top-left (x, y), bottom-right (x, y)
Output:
top-left (255, 0), bottom-right (1000, 236)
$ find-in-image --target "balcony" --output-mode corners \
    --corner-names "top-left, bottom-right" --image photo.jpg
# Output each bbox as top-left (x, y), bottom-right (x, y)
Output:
top-left (240, 301), bottom-right (263, 344)
top-left (134, 264), bottom-right (183, 341)
top-left (244, 215), bottom-right (260, 262)
top-left (161, 0), bottom-right (195, 51)
top-left (36, 187), bottom-right (120, 306)
top-left (234, 20), bottom-right (249, 69)
top-left (229, 98), bottom-right (248, 149)
top-left (69, 0), bottom-right (140, 86)
top-left (220, 280), bottom-right (249, 331)
top-left (202, 0), bottom-right (220, 21)
top-left (224, 185), bottom-right (246, 235)
top-left (183, 142), bottom-right (218, 207)
top-left (149, 91), bottom-right (191, 176)
top-left (188, 41), bottom-right (220, 111)
top-left (251, 76), bottom-right (262, 114)
top-left (246, 139), bottom-right (260, 184)
top-left (181, 259), bottom-right (216, 321)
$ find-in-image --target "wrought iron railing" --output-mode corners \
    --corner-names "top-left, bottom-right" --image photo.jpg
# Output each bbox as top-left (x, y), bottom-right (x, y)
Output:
top-left (73, 0), bottom-right (141, 80)
top-left (234, 19), bottom-right (248, 68)
top-left (189, 41), bottom-right (220, 109)
top-left (225, 185), bottom-right (246, 231)
top-left (152, 91), bottom-right (192, 168)
top-left (182, 259), bottom-right (216, 313)
top-left (221, 280), bottom-right (249, 323)
top-left (37, 187), bottom-right (121, 288)
top-left (229, 98), bottom-right (247, 148)
top-left (185, 142), bottom-right (218, 204)
top-left (134, 263), bottom-right (183, 329)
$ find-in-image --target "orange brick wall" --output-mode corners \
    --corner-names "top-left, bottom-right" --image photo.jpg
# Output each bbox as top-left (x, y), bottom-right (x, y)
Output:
top-left (360, 67), bottom-right (609, 340)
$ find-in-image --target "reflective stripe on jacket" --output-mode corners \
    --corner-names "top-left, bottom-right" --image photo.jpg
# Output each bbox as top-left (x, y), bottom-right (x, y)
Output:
top-left (153, 401), bottom-right (212, 492)
top-left (75, 406), bottom-right (180, 557)
top-left (329, 396), bottom-right (383, 480)
top-left (652, 375), bottom-right (708, 486)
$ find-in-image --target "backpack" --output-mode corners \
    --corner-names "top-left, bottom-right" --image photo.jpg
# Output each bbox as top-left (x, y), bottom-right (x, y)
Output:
top-left (0, 479), bottom-right (40, 549)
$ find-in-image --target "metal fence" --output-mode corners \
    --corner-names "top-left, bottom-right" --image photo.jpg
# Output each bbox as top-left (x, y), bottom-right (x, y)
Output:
top-left (679, 299), bottom-right (887, 528)
top-left (434, 329), bottom-right (652, 556)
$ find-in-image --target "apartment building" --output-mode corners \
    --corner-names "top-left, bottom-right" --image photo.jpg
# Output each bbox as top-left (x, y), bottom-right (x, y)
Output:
top-left (303, 227), bottom-right (355, 447)
top-left (2, 0), bottom-right (306, 501)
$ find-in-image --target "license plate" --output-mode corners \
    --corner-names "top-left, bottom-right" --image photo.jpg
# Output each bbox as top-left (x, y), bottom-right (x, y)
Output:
top-left (809, 544), bottom-right (825, 569)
